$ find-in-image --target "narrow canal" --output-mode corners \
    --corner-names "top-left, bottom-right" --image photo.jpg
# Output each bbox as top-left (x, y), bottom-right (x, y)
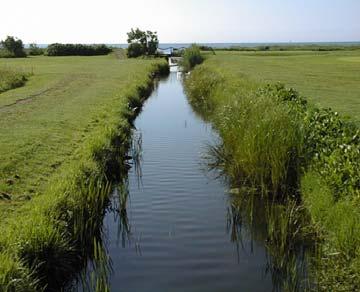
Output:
top-left (77, 69), bottom-right (311, 291)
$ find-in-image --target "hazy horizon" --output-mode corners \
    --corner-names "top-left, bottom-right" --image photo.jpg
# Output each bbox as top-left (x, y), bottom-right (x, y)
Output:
top-left (1, 0), bottom-right (360, 44)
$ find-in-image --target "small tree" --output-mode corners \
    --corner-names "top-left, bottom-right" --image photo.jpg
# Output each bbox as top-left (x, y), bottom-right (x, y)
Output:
top-left (0, 36), bottom-right (26, 57)
top-left (126, 28), bottom-right (159, 57)
top-left (146, 30), bottom-right (159, 55)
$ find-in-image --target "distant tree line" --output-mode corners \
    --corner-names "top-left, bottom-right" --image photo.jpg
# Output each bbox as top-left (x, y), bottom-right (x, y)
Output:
top-left (0, 36), bottom-right (113, 58)
top-left (46, 43), bottom-right (112, 56)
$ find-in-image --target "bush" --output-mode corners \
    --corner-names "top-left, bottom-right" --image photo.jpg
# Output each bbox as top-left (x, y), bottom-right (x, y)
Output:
top-left (46, 44), bottom-right (112, 56)
top-left (303, 108), bottom-right (360, 199)
top-left (127, 43), bottom-right (144, 58)
top-left (181, 44), bottom-right (204, 71)
top-left (28, 43), bottom-right (44, 56)
top-left (0, 68), bottom-right (29, 93)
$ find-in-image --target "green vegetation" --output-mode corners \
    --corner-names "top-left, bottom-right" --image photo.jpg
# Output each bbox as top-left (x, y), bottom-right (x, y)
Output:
top-left (185, 65), bottom-right (304, 196)
top-left (0, 67), bottom-right (29, 93)
top-left (46, 43), bottom-right (112, 56)
top-left (0, 54), bottom-right (169, 290)
top-left (200, 50), bottom-right (360, 122)
top-left (185, 51), bottom-right (360, 290)
top-left (181, 45), bottom-right (204, 72)
top-left (27, 44), bottom-right (44, 56)
top-left (127, 28), bottom-right (159, 58)
top-left (0, 36), bottom-right (26, 58)
top-left (223, 185), bottom-right (313, 291)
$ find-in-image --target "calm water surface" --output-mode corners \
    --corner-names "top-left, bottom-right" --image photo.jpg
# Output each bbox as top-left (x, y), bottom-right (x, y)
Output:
top-left (77, 70), bottom-right (310, 291)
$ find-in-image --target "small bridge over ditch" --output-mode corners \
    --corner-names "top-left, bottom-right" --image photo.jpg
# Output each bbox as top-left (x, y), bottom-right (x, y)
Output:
top-left (168, 57), bottom-right (183, 67)
top-left (157, 46), bottom-right (186, 57)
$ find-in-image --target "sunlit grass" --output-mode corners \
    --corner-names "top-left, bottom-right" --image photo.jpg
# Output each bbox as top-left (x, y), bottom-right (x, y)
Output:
top-left (185, 51), bottom-right (360, 290)
top-left (0, 54), bottom-right (168, 289)
top-left (204, 50), bottom-right (360, 122)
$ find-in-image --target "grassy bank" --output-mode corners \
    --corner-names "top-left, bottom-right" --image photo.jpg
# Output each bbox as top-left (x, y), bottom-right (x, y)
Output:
top-left (0, 54), bottom-right (165, 215)
top-left (185, 51), bottom-right (359, 290)
top-left (0, 54), bottom-right (168, 290)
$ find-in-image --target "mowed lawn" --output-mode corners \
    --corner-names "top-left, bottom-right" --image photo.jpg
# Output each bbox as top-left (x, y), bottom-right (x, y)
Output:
top-left (208, 50), bottom-right (360, 121)
top-left (0, 54), bottom-right (157, 217)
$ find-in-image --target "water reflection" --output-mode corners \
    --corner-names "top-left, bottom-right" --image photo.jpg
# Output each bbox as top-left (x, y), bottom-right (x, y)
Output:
top-left (74, 142), bottom-right (140, 291)
top-left (206, 142), bottom-right (314, 291)
top-left (129, 130), bottom-right (143, 188)
top-left (109, 182), bottom-right (131, 249)
top-left (75, 180), bottom-right (132, 291)
top-left (79, 239), bottom-right (112, 292)
top-left (75, 72), bottom-right (315, 292)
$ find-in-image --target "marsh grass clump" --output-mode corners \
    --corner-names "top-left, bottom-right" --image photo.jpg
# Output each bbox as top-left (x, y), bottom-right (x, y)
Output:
top-left (0, 252), bottom-right (39, 292)
top-left (186, 66), bottom-right (304, 197)
top-left (13, 218), bottom-right (78, 289)
top-left (0, 67), bottom-right (29, 93)
top-left (301, 172), bottom-right (360, 290)
top-left (184, 66), bottom-right (224, 118)
top-left (217, 93), bottom-right (303, 195)
top-left (181, 45), bottom-right (204, 72)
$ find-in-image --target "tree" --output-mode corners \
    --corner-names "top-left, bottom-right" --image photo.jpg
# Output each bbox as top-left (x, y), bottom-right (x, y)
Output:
top-left (0, 36), bottom-right (26, 57)
top-left (126, 28), bottom-right (159, 57)
top-left (146, 30), bottom-right (159, 55)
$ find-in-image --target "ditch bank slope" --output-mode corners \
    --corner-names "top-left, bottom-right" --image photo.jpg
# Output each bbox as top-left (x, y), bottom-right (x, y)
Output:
top-left (0, 60), bottom-right (169, 291)
top-left (184, 58), bottom-right (360, 291)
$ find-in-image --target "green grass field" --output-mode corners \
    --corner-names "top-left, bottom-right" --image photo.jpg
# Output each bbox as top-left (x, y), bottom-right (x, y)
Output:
top-left (206, 50), bottom-right (360, 121)
top-left (0, 53), bottom-right (161, 218)
top-left (0, 53), bottom-right (168, 290)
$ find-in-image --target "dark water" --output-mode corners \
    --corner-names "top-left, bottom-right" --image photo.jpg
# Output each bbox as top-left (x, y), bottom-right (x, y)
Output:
top-left (77, 70), bottom-right (311, 291)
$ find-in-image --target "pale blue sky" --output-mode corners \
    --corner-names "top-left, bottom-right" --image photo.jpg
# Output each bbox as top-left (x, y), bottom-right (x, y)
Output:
top-left (1, 0), bottom-right (359, 43)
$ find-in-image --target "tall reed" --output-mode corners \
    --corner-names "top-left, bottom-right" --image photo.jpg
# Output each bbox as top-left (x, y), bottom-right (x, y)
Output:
top-left (185, 66), bottom-right (304, 197)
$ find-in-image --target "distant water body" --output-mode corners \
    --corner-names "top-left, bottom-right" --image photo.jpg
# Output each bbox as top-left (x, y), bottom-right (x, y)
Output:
top-left (112, 42), bottom-right (360, 49)
top-left (31, 42), bottom-right (360, 49)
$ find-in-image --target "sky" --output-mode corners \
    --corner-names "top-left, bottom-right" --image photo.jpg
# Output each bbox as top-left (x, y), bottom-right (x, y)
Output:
top-left (1, 0), bottom-right (359, 44)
